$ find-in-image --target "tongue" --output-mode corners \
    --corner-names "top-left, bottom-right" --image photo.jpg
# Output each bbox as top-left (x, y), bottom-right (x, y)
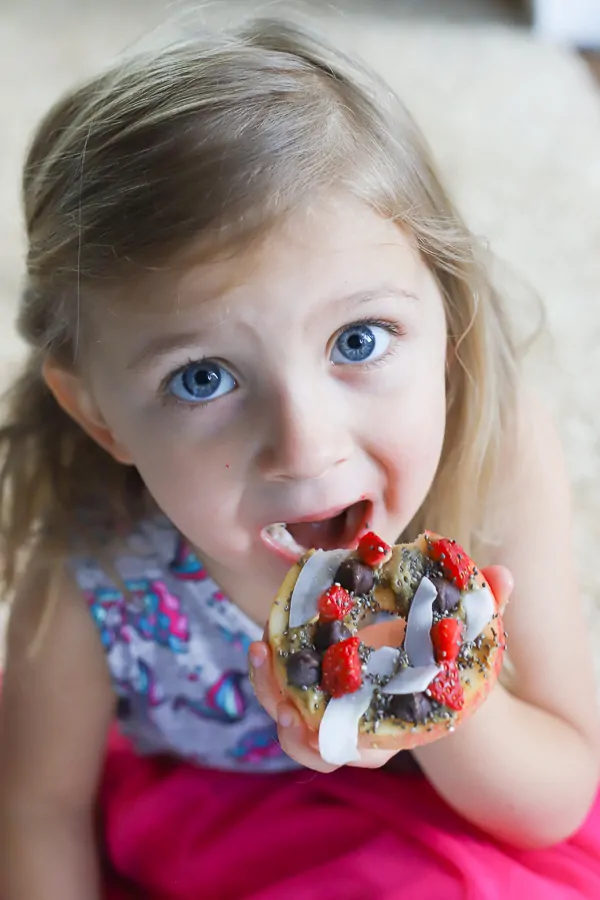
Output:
top-left (287, 512), bottom-right (347, 551)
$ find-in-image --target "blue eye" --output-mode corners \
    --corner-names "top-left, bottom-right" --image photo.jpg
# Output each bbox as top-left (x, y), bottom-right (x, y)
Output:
top-left (167, 360), bottom-right (237, 404)
top-left (331, 323), bottom-right (392, 365)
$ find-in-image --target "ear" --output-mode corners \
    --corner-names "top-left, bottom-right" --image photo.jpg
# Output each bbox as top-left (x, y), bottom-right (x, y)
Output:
top-left (42, 359), bottom-right (134, 465)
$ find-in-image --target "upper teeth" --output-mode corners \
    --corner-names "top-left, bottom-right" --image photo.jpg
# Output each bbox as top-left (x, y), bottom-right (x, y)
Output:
top-left (265, 523), bottom-right (305, 553)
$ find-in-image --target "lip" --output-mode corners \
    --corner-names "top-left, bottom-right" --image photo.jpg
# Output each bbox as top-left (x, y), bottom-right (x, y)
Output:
top-left (260, 499), bottom-right (374, 565)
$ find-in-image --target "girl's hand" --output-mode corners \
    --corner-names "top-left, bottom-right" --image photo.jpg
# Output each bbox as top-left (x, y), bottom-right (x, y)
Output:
top-left (249, 565), bottom-right (513, 772)
top-left (249, 636), bottom-right (395, 772)
top-left (484, 564), bottom-right (513, 616)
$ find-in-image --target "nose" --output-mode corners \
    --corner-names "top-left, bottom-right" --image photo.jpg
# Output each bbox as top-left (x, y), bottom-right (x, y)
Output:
top-left (256, 383), bottom-right (352, 482)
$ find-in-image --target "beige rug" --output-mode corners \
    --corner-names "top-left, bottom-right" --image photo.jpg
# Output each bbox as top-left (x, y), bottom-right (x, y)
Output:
top-left (1, 2), bottom-right (599, 676)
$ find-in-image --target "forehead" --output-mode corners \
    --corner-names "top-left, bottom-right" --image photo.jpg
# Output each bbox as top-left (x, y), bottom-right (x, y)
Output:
top-left (88, 196), bottom-right (430, 338)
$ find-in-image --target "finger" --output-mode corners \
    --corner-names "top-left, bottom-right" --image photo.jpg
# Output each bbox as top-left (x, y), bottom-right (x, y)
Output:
top-left (306, 729), bottom-right (397, 769)
top-left (248, 641), bottom-right (284, 721)
top-left (481, 565), bottom-right (514, 614)
top-left (351, 747), bottom-right (398, 768)
top-left (252, 643), bottom-right (396, 771)
top-left (275, 703), bottom-right (339, 773)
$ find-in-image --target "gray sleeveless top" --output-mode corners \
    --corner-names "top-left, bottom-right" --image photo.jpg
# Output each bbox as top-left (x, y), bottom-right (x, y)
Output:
top-left (69, 517), bottom-right (298, 773)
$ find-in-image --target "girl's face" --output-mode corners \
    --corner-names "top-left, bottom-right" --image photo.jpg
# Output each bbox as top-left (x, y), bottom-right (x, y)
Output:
top-left (81, 196), bottom-right (448, 620)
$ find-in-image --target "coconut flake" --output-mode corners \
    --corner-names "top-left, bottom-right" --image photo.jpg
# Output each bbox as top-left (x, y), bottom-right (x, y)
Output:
top-left (288, 549), bottom-right (349, 628)
top-left (366, 646), bottom-right (400, 679)
top-left (318, 684), bottom-right (374, 765)
top-left (382, 664), bottom-right (441, 695)
top-left (404, 576), bottom-right (437, 666)
top-left (317, 648), bottom-right (398, 766)
top-left (462, 586), bottom-right (496, 641)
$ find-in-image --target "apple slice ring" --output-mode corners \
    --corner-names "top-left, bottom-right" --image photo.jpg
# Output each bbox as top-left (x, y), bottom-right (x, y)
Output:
top-left (268, 531), bottom-right (506, 766)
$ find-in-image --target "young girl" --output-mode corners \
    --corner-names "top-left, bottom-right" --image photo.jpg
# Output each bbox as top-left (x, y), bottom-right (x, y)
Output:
top-left (0, 14), bottom-right (599, 900)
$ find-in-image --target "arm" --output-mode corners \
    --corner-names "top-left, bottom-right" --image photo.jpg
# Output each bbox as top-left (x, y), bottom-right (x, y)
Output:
top-left (0, 559), bottom-right (116, 899)
top-left (413, 391), bottom-right (600, 848)
top-left (251, 391), bottom-right (600, 845)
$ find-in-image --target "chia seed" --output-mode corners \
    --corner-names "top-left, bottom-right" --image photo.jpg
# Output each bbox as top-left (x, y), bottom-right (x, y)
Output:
top-left (358, 644), bottom-right (372, 664)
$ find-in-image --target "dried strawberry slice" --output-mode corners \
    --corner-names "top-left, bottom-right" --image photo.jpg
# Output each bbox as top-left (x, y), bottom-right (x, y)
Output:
top-left (426, 662), bottom-right (465, 711)
top-left (357, 532), bottom-right (392, 567)
top-left (318, 584), bottom-right (354, 622)
top-left (321, 636), bottom-right (363, 698)
top-left (430, 617), bottom-right (464, 664)
top-left (428, 537), bottom-right (474, 590)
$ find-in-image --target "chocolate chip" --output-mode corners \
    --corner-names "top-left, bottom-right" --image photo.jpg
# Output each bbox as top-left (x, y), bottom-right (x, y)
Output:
top-left (334, 558), bottom-right (375, 595)
top-left (286, 650), bottom-right (322, 688)
top-left (431, 577), bottom-right (461, 614)
top-left (389, 692), bottom-right (432, 724)
top-left (313, 620), bottom-right (351, 652)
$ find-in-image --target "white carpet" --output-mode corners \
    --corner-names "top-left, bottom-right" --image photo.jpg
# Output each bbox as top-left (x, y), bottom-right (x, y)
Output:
top-left (1, 2), bottom-right (599, 674)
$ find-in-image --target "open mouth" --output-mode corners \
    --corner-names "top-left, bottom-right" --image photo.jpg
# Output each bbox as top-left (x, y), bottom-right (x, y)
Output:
top-left (262, 500), bottom-right (371, 562)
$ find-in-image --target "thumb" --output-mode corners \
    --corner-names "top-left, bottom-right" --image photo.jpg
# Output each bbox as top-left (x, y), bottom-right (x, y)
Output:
top-left (481, 564), bottom-right (514, 615)
top-left (248, 640), bottom-right (283, 721)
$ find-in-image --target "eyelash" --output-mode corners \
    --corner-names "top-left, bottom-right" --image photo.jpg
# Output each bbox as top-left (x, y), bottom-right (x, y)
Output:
top-left (159, 317), bottom-right (406, 410)
top-left (332, 317), bottom-right (405, 369)
top-left (158, 356), bottom-right (215, 413)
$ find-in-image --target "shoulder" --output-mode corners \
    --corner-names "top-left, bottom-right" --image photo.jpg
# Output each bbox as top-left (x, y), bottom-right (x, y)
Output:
top-left (484, 384), bottom-right (600, 747)
top-left (68, 514), bottom-right (181, 588)
top-left (493, 384), bottom-right (572, 543)
top-left (0, 553), bottom-right (115, 809)
top-left (8, 551), bottom-right (96, 652)
top-left (514, 386), bottom-right (570, 496)
top-left (4, 551), bottom-right (113, 703)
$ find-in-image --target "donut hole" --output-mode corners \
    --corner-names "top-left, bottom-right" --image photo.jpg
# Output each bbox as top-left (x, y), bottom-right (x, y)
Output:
top-left (357, 616), bottom-right (406, 650)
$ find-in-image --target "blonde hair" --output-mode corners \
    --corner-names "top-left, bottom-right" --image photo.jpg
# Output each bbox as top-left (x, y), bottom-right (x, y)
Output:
top-left (0, 15), bottom-right (518, 597)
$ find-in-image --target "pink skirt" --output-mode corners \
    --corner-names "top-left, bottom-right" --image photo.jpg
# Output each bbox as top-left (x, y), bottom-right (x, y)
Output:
top-left (100, 732), bottom-right (600, 900)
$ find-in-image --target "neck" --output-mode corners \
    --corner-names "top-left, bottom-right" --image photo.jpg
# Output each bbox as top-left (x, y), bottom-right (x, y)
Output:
top-left (195, 552), bottom-right (282, 630)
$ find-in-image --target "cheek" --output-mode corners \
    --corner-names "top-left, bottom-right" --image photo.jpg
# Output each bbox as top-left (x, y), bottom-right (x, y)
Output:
top-left (114, 414), bottom-right (228, 489)
top-left (119, 422), bottom-right (240, 541)
top-left (95, 385), bottom-right (249, 540)
top-left (366, 342), bottom-right (447, 482)
top-left (378, 388), bottom-right (445, 469)
top-left (91, 378), bottom-right (226, 496)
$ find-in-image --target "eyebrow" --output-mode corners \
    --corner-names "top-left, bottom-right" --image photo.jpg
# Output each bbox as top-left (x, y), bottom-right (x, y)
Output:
top-left (127, 285), bottom-right (417, 373)
top-left (127, 331), bottom-right (207, 373)
top-left (344, 286), bottom-right (418, 307)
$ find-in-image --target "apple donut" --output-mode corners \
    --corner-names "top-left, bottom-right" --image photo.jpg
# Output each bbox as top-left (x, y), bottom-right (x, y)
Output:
top-left (268, 531), bottom-right (506, 765)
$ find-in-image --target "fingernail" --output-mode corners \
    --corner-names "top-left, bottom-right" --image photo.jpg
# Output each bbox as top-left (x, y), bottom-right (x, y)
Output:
top-left (249, 645), bottom-right (266, 668)
top-left (277, 708), bottom-right (295, 728)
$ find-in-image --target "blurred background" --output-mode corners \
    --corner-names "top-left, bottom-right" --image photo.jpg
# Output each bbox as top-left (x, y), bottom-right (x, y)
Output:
top-left (1, 0), bottom-right (599, 670)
